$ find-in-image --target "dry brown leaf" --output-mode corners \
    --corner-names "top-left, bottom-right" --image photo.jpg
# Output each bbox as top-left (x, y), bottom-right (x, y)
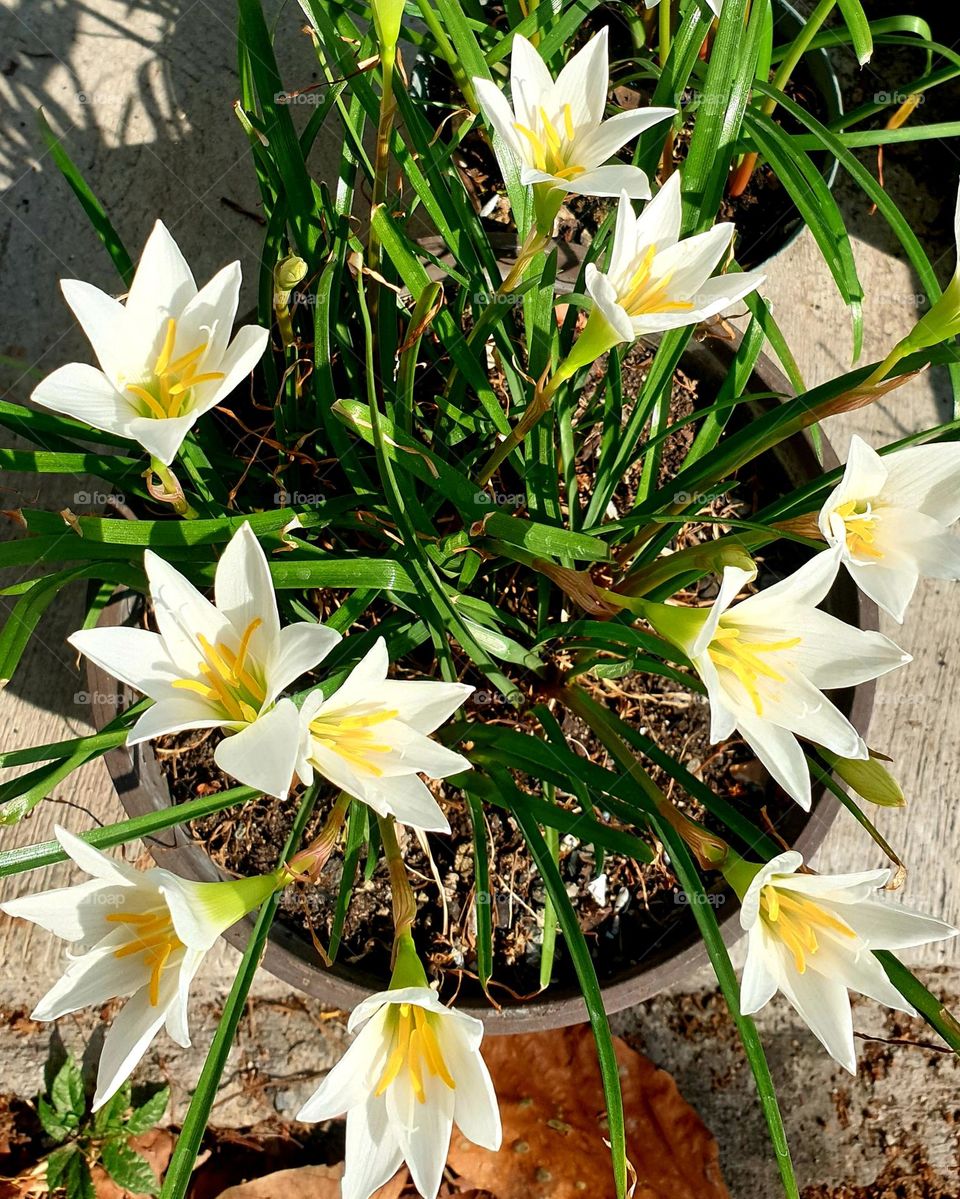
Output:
top-left (446, 1026), bottom-right (729, 1199)
top-left (214, 1164), bottom-right (409, 1199)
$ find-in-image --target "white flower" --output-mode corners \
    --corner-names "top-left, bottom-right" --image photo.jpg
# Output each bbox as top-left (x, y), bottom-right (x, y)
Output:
top-left (69, 522), bottom-right (340, 800)
top-left (297, 638), bottom-right (472, 833)
top-left (649, 550), bottom-right (910, 809)
top-left (819, 434), bottom-right (960, 623)
top-left (584, 175), bottom-right (765, 342)
top-left (298, 981), bottom-right (501, 1199)
top-left (734, 851), bottom-right (956, 1073)
top-left (473, 29), bottom-right (674, 206)
top-left (32, 220), bottom-right (269, 465)
top-left (0, 826), bottom-right (283, 1109)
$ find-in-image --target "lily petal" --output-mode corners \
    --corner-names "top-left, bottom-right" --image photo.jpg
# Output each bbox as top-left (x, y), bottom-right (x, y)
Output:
top-left (213, 698), bottom-right (302, 798)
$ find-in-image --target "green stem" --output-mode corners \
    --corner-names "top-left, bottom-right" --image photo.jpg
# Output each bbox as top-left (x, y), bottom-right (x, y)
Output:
top-left (413, 0), bottom-right (478, 111)
top-left (148, 458), bottom-right (198, 519)
top-left (368, 46), bottom-right (398, 281)
top-left (284, 790), bottom-right (352, 882)
top-left (860, 341), bottom-right (910, 389)
top-left (159, 782), bottom-right (321, 1199)
top-left (378, 813), bottom-right (418, 949)
top-left (766, 0), bottom-right (836, 114)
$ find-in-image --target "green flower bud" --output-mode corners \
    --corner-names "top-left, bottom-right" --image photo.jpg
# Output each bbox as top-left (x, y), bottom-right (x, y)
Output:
top-left (827, 751), bottom-right (905, 808)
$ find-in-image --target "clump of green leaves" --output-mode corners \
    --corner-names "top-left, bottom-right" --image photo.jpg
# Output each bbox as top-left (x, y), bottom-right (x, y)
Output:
top-left (39, 1056), bottom-right (169, 1198)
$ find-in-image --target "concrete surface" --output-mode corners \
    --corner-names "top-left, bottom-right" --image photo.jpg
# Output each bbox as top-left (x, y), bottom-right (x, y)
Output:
top-left (1, 0), bottom-right (960, 1194)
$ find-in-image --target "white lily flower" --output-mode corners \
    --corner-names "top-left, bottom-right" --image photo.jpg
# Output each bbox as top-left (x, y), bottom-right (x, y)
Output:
top-left (585, 176), bottom-right (765, 343)
top-left (646, 550), bottom-right (910, 809)
top-left (0, 826), bottom-right (284, 1109)
top-left (298, 938), bottom-right (501, 1199)
top-left (728, 851), bottom-right (956, 1073)
top-left (32, 220), bottom-right (269, 465)
top-left (297, 638), bottom-right (472, 833)
top-left (473, 30), bottom-right (675, 226)
top-left (818, 434), bottom-right (960, 623)
top-left (69, 522), bottom-right (341, 800)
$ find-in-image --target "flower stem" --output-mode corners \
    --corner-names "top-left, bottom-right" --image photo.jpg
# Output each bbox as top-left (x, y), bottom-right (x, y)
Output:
top-left (283, 791), bottom-right (352, 884)
top-left (378, 814), bottom-right (418, 954)
top-left (146, 458), bottom-right (198, 519)
top-left (562, 683), bottom-right (730, 870)
top-left (860, 341), bottom-right (909, 389)
top-left (368, 46), bottom-right (399, 285)
top-left (497, 227), bottom-right (550, 296)
top-left (728, 0), bottom-right (836, 198)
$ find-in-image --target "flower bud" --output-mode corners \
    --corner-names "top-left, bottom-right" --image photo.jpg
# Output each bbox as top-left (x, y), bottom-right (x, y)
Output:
top-left (274, 253), bottom-right (308, 299)
top-left (827, 750), bottom-right (905, 808)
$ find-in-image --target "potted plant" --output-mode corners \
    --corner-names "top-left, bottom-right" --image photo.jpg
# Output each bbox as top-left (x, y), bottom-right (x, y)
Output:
top-left (2, 2), bottom-right (960, 1199)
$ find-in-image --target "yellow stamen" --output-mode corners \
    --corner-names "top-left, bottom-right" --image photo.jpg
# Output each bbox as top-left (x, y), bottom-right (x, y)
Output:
top-left (835, 499), bottom-right (884, 560)
top-left (708, 624), bottom-right (801, 716)
top-left (375, 1003), bottom-right (455, 1102)
top-left (124, 316), bottom-right (224, 422)
top-left (171, 619), bottom-right (268, 725)
top-left (154, 318), bottom-right (177, 376)
top-left (760, 884), bottom-right (856, 973)
top-left (618, 245), bottom-right (697, 318)
top-left (309, 707), bottom-right (399, 776)
top-left (512, 102), bottom-right (584, 180)
top-left (107, 909), bottom-right (183, 1007)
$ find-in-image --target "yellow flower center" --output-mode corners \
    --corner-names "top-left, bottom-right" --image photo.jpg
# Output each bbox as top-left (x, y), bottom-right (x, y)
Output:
top-left (513, 103), bottom-right (586, 180)
top-left (375, 1002), bottom-right (455, 1104)
top-left (125, 317), bottom-right (225, 420)
top-left (834, 499), bottom-right (884, 560)
top-left (759, 884), bottom-right (856, 973)
top-left (171, 617), bottom-right (267, 724)
top-left (708, 622), bottom-right (801, 716)
top-left (617, 244), bottom-right (695, 317)
top-left (308, 707), bottom-right (399, 777)
top-left (106, 908), bottom-right (184, 1006)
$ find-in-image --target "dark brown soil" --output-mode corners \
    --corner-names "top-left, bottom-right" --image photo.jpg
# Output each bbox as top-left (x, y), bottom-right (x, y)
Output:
top-left (155, 342), bottom-right (806, 1004)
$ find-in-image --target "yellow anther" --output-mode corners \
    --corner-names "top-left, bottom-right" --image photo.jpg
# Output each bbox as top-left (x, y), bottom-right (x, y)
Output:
top-left (375, 1003), bottom-right (455, 1102)
top-left (169, 619), bottom-right (267, 725)
top-left (154, 318), bottom-right (178, 376)
top-left (513, 102), bottom-right (583, 180)
top-left (708, 624), bottom-right (801, 716)
top-left (618, 246), bottom-right (696, 318)
top-left (309, 707), bottom-right (399, 775)
top-left (760, 884), bottom-right (855, 973)
top-left (107, 908), bottom-right (183, 1007)
top-left (835, 500), bottom-right (884, 560)
top-left (124, 316), bottom-right (225, 421)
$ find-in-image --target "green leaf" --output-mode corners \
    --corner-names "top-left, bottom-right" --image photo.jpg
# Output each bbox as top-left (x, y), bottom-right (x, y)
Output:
top-left (159, 786), bottom-right (320, 1199)
top-left (46, 1146), bottom-right (93, 1199)
top-left (835, 0), bottom-right (873, 66)
top-left (38, 1096), bottom-right (77, 1143)
top-left (93, 1083), bottom-right (131, 1136)
top-left (0, 783), bottom-right (256, 878)
top-left (512, 805), bottom-right (627, 1199)
top-left (101, 1138), bottom-right (161, 1196)
top-left (37, 110), bottom-right (133, 285)
top-left (51, 1056), bottom-right (86, 1120)
top-left (125, 1086), bottom-right (170, 1136)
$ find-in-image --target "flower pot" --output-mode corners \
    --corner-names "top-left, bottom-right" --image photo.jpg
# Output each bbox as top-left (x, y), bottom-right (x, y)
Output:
top-left (85, 331), bottom-right (875, 1034)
